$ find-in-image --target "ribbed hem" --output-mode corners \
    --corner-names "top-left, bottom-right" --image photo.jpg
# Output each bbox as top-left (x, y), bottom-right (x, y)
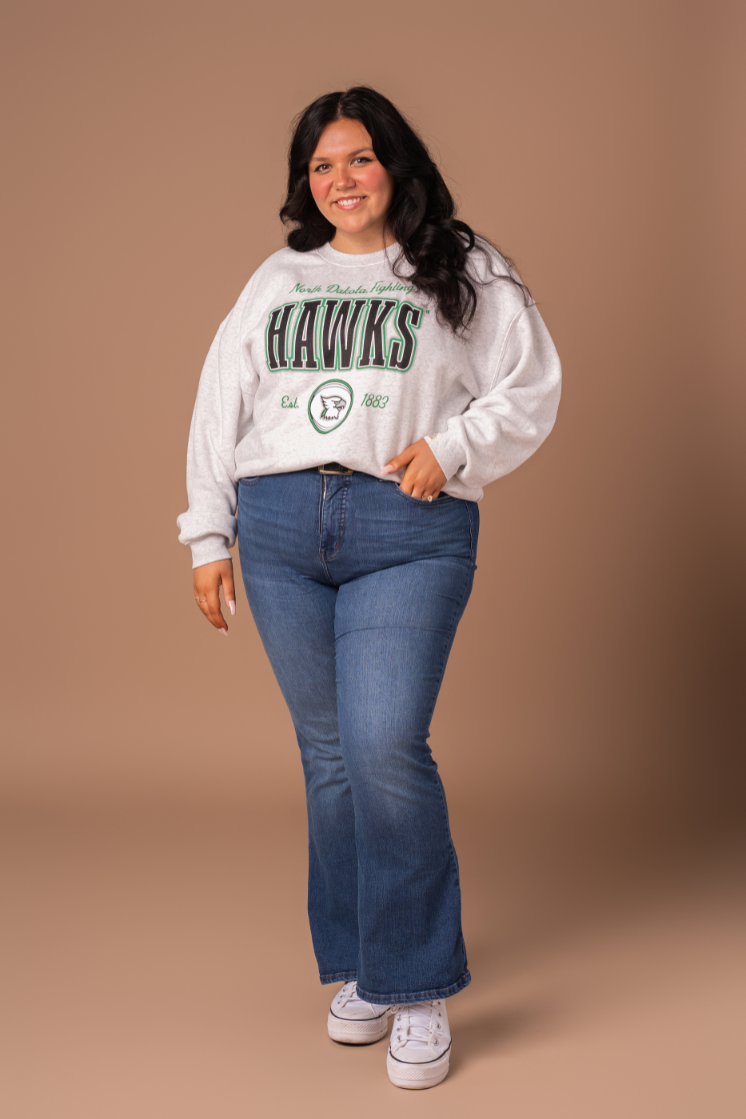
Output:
top-left (355, 969), bottom-right (471, 1006)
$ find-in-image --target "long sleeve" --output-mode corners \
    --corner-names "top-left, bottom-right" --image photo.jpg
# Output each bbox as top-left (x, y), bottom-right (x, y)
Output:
top-left (424, 302), bottom-right (562, 489)
top-left (176, 289), bottom-right (258, 568)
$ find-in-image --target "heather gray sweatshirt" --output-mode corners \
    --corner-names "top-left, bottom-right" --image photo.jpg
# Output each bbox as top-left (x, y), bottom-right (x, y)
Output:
top-left (177, 239), bottom-right (561, 567)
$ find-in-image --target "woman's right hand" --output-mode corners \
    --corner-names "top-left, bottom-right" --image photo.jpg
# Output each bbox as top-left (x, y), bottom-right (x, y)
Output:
top-left (193, 559), bottom-right (236, 635)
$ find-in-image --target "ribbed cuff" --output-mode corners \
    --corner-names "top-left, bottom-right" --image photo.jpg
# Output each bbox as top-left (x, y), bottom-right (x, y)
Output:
top-left (189, 537), bottom-right (233, 569)
top-left (424, 432), bottom-right (467, 482)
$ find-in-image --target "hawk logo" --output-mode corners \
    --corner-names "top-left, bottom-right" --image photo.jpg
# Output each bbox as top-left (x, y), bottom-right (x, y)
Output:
top-left (320, 395), bottom-right (347, 421)
top-left (308, 379), bottom-right (353, 434)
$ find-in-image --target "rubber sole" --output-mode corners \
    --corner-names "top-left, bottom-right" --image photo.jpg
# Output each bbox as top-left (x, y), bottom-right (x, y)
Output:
top-left (387, 1048), bottom-right (450, 1089)
top-left (327, 1009), bottom-right (391, 1045)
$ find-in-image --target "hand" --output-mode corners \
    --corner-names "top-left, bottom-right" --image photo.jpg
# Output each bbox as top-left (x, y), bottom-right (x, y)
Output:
top-left (193, 559), bottom-right (236, 635)
top-left (382, 438), bottom-right (447, 500)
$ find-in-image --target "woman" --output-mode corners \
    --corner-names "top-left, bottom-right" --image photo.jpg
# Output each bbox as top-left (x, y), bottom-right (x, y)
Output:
top-left (177, 86), bottom-right (561, 1089)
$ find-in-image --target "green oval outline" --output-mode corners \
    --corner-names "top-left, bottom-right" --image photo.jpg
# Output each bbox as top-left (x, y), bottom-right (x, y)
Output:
top-left (307, 378), bottom-right (354, 434)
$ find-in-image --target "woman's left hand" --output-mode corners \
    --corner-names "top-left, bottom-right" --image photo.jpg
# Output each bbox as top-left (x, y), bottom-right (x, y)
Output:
top-left (382, 439), bottom-right (447, 500)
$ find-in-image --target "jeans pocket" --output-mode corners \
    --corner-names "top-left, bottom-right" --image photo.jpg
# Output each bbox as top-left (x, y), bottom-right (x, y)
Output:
top-left (238, 475), bottom-right (262, 488)
top-left (393, 483), bottom-right (454, 507)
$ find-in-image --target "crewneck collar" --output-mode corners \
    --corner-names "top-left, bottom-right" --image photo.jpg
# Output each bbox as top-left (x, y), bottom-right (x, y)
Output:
top-left (315, 241), bottom-right (401, 268)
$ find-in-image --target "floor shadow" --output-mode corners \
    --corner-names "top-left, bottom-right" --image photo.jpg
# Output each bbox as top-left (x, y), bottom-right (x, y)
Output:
top-left (448, 1002), bottom-right (558, 1076)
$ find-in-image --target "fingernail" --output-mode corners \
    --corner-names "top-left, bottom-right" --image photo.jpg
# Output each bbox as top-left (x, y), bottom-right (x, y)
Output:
top-left (228, 600), bottom-right (236, 616)
top-left (219, 628), bottom-right (228, 636)
top-left (381, 464), bottom-right (395, 474)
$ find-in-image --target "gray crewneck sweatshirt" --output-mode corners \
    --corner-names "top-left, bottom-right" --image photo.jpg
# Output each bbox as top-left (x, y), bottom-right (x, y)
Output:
top-left (177, 239), bottom-right (561, 567)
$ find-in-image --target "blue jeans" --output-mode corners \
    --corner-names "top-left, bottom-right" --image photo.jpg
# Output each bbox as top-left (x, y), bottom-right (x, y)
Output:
top-left (237, 469), bottom-right (479, 1005)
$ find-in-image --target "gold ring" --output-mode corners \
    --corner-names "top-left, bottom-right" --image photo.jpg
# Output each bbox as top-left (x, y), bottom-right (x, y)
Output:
top-left (427, 495), bottom-right (433, 502)
top-left (194, 597), bottom-right (208, 604)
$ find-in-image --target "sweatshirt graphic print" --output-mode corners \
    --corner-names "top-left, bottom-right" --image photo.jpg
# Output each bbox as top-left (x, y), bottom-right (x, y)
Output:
top-left (177, 240), bottom-right (562, 567)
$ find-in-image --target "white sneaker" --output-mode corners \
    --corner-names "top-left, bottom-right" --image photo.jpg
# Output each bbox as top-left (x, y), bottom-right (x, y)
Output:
top-left (327, 981), bottom-right (395, 1044)
top-left (387, 999), bottom-right (451, 1089)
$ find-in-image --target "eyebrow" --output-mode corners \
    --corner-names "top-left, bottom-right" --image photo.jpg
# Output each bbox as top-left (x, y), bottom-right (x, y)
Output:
top-left (310, 147), bottom-right (375, 162)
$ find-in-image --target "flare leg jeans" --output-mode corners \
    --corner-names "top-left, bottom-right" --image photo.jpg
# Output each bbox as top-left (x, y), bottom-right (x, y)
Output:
top-left (237, 469), bottom-right (479, 1005)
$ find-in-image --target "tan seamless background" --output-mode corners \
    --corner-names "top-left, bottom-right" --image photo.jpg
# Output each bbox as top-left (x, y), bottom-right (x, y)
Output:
top-left (1, 2), bottom-right (745, 1117)
top-left (2, 0), bottom-right (743, 817)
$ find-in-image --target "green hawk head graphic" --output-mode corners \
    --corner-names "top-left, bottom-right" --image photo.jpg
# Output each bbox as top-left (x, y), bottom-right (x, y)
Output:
top-left (319, 394), bottom-right (348, 422)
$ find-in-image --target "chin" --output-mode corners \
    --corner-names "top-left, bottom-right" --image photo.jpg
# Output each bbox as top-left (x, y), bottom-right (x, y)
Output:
top-left (335, 217), bottom-right (379, 236)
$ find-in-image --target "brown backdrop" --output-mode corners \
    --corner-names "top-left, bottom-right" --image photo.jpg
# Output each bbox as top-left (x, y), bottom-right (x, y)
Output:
top-left (1, 2), bottom-right (745, 1115)
top-left (2, 0), bottom-right (743, 818)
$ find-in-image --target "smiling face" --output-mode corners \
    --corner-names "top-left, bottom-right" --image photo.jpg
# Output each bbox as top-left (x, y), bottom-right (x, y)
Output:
top-left (308, 118), bottom-right (396, 254)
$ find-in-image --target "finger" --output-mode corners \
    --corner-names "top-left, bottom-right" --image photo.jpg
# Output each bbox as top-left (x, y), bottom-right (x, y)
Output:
top-left (402, 467), bottom-right (443, 500)
top-left (194, 594), bottom-right (211, 616)
top-left (400, 463), bottom-right (425, 496)
top-left (399, 453), bottom-right (432, 496)
top-left (382, 444), bottom-right (417, 475)
top-left (222, 567), bottom-right (236, 616)
top-left (205, 587), bottom-right (228, 633)
top-left (194, 585), bottom-right (227, 633)
top-left (419, 465), bottom-right (447, 500)
top-left (422, 474), bottom-right (443, 500)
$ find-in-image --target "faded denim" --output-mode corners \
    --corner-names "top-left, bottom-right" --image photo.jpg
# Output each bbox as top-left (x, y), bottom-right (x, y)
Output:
top-left (237, 469), bottom-right (479, 1005)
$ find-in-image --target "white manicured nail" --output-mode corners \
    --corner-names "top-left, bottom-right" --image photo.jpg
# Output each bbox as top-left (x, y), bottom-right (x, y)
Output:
top-left (381, 464), bottom-right (395, 474)
top-left (228, 600), bottom-right (236, 615)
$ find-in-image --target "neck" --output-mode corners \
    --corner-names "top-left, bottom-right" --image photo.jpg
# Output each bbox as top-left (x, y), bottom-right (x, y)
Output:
top-left (329, 225), bottom-right (396, 255)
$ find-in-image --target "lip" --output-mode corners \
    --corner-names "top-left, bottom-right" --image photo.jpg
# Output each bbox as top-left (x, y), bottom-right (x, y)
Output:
top-left (333, 196), bottom-right (366, 211)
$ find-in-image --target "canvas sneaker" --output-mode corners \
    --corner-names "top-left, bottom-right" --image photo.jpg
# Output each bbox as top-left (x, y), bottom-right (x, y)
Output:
top-left (327, 981), bottom-right (395, 1044)
top-left (386, 999), bottom-right (451, 1089)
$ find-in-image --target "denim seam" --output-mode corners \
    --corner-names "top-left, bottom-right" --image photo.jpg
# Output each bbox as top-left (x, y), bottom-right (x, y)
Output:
top-left (419, 563), bottom-right (473, 979)
top-left (317, 475), bottom-right (327, 578)
top-left (464, 501), bottom-right (475, 562)
top-left (324, 476), bottom-right (351, 563)
top-left (433, 568), bottom-right (473, 888)
top-left (453, 514), bottom-right (476, 973)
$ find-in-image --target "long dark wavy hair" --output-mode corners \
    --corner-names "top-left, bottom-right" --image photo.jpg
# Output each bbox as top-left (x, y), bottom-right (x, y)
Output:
top-left (280, 86), bottom-right (531, 334)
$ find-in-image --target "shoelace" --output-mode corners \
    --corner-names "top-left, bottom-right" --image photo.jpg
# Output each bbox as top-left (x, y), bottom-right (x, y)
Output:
top-left (390, 1000), bottom-right (447, 1057)
top-left (334, 981), bottom-right (359, 1011)
top-left (334, 981), bottom-right (394, 1018)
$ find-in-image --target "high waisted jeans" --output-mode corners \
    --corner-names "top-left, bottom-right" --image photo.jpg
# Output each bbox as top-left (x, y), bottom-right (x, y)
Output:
top-left (237, 469), bottom-right (479, 1005)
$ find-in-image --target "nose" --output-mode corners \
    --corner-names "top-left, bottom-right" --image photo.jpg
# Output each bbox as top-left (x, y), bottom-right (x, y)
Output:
top-left (334, 164), bottom-right (355, 190)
